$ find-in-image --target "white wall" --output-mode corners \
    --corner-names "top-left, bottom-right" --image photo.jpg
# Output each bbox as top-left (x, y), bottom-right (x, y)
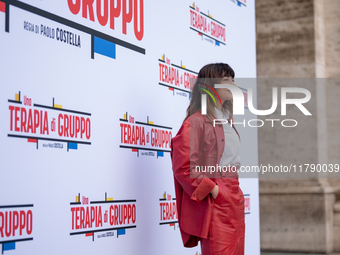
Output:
top-left (0, 0), bottom-right (259, 254)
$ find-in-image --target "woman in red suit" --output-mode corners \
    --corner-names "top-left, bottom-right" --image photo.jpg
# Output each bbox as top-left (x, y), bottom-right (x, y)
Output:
top-left (170, 63), bottom-right (245, 255)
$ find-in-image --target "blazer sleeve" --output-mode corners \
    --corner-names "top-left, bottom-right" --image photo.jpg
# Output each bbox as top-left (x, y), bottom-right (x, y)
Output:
top-left (171, 120), bottom-right (216, 203)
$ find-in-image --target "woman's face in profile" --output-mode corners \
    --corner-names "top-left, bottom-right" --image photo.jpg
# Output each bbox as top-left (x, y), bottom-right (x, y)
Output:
top-left (215, 76), bottom-right (236, 102)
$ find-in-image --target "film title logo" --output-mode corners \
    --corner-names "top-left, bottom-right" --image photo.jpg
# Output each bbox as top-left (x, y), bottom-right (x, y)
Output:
top-left (4, 0), bottom-right (145, 61)
top-left (70, 193), bottom-right (136, 241)
top-left (7, 92), bottom-right (91, 151)
top-left (230, 0), bottom-right (247, 7)
top-left (159, 192), bottom-right (178, 229)
top-left (67, 0), bottom-right (144, 41)
top-left (189, 3), bottom-right (226, 46)
top-left (238, 0), bottom-right (247, 6)
top-left (0, 204), bottom-right (34, 254)
top-left (158, 54), bottom-right (198, 96)
top-left (119, 112), bottom-right (172, 158)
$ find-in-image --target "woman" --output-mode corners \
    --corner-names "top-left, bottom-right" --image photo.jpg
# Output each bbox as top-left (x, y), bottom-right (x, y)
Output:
top-left (170, 63), bottom-right (245, 255)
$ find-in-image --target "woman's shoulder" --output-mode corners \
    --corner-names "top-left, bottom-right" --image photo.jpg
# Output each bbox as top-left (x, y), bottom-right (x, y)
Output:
top-left (179, 111), bottom-right (208, 132)
top-left (171, 111), bottom-right (217, 150)
top-left (176, 111), bottom-right (212, 138)
top-left (183, 111), bottom-right (207, 124)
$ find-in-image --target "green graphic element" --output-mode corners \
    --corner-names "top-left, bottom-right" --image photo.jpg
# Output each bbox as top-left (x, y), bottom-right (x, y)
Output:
top-left (199, 88), bottom-right (217, 106)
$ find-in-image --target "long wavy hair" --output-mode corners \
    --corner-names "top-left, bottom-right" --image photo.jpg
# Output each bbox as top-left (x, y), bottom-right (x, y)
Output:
top-left (184, 63), bottom-right (235, 123)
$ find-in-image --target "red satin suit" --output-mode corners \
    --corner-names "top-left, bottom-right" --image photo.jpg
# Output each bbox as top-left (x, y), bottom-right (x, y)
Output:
top-left (170, 111), bottom-right (245, 255)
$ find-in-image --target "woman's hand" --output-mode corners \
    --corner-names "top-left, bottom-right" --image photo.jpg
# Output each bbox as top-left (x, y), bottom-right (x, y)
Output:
top-left (210, 184), bottom-right (219, 200)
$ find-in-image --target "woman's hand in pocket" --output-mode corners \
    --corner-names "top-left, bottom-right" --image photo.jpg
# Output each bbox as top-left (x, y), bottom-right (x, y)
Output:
top-left (210, 184), bottom-right (219, 200)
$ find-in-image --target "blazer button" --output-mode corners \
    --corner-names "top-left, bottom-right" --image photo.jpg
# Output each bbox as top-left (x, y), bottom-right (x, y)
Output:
top-left (222, 139), bottom-right (224, 142)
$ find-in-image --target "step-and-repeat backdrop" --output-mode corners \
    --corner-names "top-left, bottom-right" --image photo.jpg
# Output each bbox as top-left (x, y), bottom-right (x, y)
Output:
top-left (0, 0), bottom-right (259, 254)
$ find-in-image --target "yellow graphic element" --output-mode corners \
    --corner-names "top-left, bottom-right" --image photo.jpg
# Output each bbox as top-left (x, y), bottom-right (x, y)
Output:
top-left (54, 104), bottom-right (62, 109)
top-left (106, 197), bottom-right (113, 201)
top-left (163, 193), bottom-right (166, 199)
top-left (148, 121), bottom-right (154, 124)
top-left (192, 3), bottom-right (195, 8)
top-left (15, 94), bottom-right (19, 101)
top-left (124, 113), bottom-right (127, 120)
top-left (162, 54), bottom-right (165, 61)
top-left (76, 196), bottom-right (79, 202)
top-left (208, 14), bottom-right (213, 18)
top-left (181, 65), bottom-right (187, 69)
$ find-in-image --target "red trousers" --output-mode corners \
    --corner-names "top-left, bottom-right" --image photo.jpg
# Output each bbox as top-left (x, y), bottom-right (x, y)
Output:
top-left (200, 176), bottom-right (245, 255)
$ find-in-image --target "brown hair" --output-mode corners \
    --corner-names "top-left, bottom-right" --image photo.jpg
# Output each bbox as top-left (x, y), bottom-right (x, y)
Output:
top-left (183, 63), bottom-right (235, 123)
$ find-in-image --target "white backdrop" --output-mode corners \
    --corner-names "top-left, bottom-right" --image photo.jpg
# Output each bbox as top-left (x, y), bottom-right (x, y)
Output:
top-left (0, 0), bottom-right (259, 254)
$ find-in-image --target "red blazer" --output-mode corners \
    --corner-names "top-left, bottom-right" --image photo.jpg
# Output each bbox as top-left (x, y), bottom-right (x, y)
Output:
top-left (170, 111), bottom-right (240, 247)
